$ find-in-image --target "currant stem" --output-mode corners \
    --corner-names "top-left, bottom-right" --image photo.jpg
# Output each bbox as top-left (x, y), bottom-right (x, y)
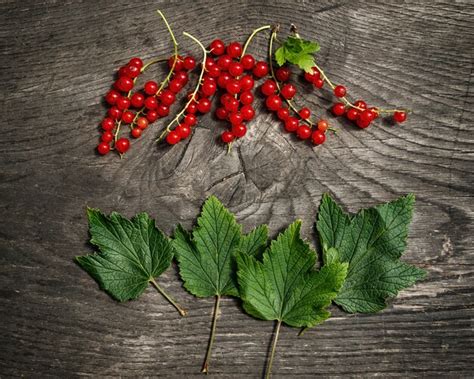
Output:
top-left (202, 295), bottom-right (221, 374)
top-left (155, 10), bottom-right (179, 95)
top-left (265, 320), bottom-right (282, 379)
top-left (150, 278), bottom-right (187, 316)
top-left (140, 57), bottom-right (168, 72)
top-left (242, 25), bottom-right (272, 56)
top-left (157, 31), bottom-right (207, 142)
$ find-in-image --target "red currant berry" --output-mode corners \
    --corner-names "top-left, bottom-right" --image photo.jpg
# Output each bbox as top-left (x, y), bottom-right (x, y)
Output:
top-left (224, 97), bottom-right (239, 112)
top-left (241, 105), bottom-right (255, 121)
top-left (240, 75), bottom-right (254, 91)
top-left (157, 104), bottom-right (170, 117)
top-left (356, 118), bottom-right (371, 129)
top-left (176, 124), bottom-right (191, 139)
top-left (298, 107), bottom-right (311, 120)
top-left (115, 76), bottom-right (134, 92)
top-left (131, 127), bottom-right (142, 138)
top-left (129, 57), bottom-right (143, 70)
top-left (116, 96), bottom-right (131, 110)
top-left (276, 66), bottom-right (291, 82)
top-left (201, 80), bottom-right (217, 96)
top-left (261, 79), bottom-right (277, 96)
top-left (393, 111), bottom-right (407, 123)
top-left (215, 107), bottom-right (228, 120)
top-left (210, 39), bottom-right (225, 56)
top-left (166, 130), bottom-right (181, 145)
top-left (207, 65), bottom-right (221, 78)
top-left (221, 131), bottom-right (234, 143)
top-left (229, 112), bottom-right (243, 125)
top-left (369, 107), bottom-right (379, 119)
top-left (217, 72), bottom-right (232, 88)
top-left (183, 56), bottom-right (196, 70)
top-left (317, 119), bottom-right (329, 132)
top-left (101, 117), bottom-right (115, 131)
top-left (232, 124), bottom-right (247, 138)
top-left (144, 81), bottom-right (158, 95)
top-left (332, 102), bottom-right (346, 116)
top-left (284, 117), bottom-right (299, 132)
top-left (314, 78), bottom-right (324, 88)
top-left (280, 83), bottom-right (297, 99)
top-left (184, 113), bottom-right (197, 127)
top-left (115, 138), bottom-right (130, 153)
top-left (311, 130), bottom-right (326, 145)
top-left (186, 102), bottom-right (197, 114)
top-left (174, 71), bottom-right (189, 85)
top-left (226, 79), bottom-right (241, 95)
top-left (197, 97), bottom-right (212, 113)
top-left (118, 66), bottom-right (128, 77)
top-left (97, 142), bottom-right (110, 155)
top-left (101, 131), bottom-right (114, 143)
top-left (359, 109), bottom-right (376, 124)
top-left (105, 89), bottom-right (121, 105)
top-left (354, 100), bottom-right (367, 110)
top-left (334, 85), bottom-right (346, 98)
top-left (241, 54), bottom-right (255, 70)
top-left (346, 108), bottom-right (359, 121)
top-left (253, 61), bottom-right (269, 78)
top-left (304, 70), bottom-right (319, 83)
top-left (277, 108), bottom-right (290, 121)
top-left (121, 110), bottom-right (135, 124)
top-left (160, 90), bottom-right (176, 106)
top-left (108, 106), bottom-right (122, 120)
top-left (217, 55), bottom-right (232, 70)
top-left (136, 117), bottom-right (149, 130)
top-left (168, 55), bottom-right (184, 71)
top-left (266, 94), bottom-right (282, 111)
top-left (226, 42), bottom-right (242, 58)
top-left (229, 62), bottom-right (244, 77)
top-left (130, 92), bottom-right (145, 108)
top-left (240, 90), bottom-right (254, 105)
top-left (168, 79), bottom-right (183, 93)
top-left (126, 64), bottom-right (141, 79)
top-left (296, 125), bottom-right (312, 140)
top-left (144, 96), bottom-right (158, 110)
top-left (146, 110), bottom-right (159, 122)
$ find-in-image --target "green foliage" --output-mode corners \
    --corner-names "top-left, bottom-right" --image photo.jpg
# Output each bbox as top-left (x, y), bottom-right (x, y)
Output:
top-left (275, 36), bottom-right (320, 72)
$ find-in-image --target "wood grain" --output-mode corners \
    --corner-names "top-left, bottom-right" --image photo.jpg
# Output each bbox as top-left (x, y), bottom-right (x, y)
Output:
top-left (0, 0), bottom-right (473, 377)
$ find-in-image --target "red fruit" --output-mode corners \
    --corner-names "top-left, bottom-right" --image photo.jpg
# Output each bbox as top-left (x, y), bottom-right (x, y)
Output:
top-left (157, 104), bottom-right (170, 117)
top-left (131, 128), bottom-right (142, 138)
top-left (241, 54), bottom-right (255, 70)
top-left (226, 79), bottom-right (241, 95)
top-left (168, 55), bottom-right (184, 71)
top-left (261, 80), bottom-right (277, 96)
top-left (97, 142), bottom-right (110, 155)
top-left (354, 100), bottom-right (367, 110)
top-left (226, 42), bottom-right (242, 58)
top-left (346, 108), bottom-right (359, 121)
top-left (146, 110), bottom-right (159, 122)
top-left (115, 138), bottom-right (130, 153)
top-left (115, 76), bottom-right (134, 92)
top-left (217, 72), bottom-right (232, 88)
top-left (184, 114), bottom-right (197, 127)
top-left (253, 61), bottom-right (269, 78)
top-left (176, 124), bottom-right (191, 139)
top-left (229, 112), bottom-right (243, 125)
top-left (160, 90), bottom-right (176, 106)
top-left (116, 96), bottom-right (131, 110)
top-left (186, 102), bottom-right (197, 114)
top-left (332, 102), bottom-right (346, 116)
top-left (168, 79), bottom-right (184, 93)
top-left (232, 124), bottom-right (247, 138)
top-left (207, 65), bottom-right (221, 78)
top-left (166, 130), bottom-right (180, 145)
top-left (317, 120), bottom-right (329, 132)
top-left (224, 97), bottom-right (239, 112)
top-left (334, 85), bottom-right (346, 98)
top-left (393, 111), bottom-right (407, 123)
top-left (276, 67), bottom-right (291, 82)
top-left (136, 117), bottom-right (149, 130)
top-left (304, 67), bottom-right (320, 83)
top-left (205, 57), bottom-right (216, 69)
top-left (314, 78), bottom-right (324, 89)
top-left (105, 90), bottom-right (121, 105)
top-left (221, 131), bottom-right (234, 143)
top-left (144, 81), bottom-right (158, 95)
top-left (359, 109), bottom-right (376, 124)
top-left (118, 66), bottom-right (128, 77)
top-left (356, 118), bottom-right (371, 128)
top-left (229, 62), bottom-right (244, 77)
top-left (121, 110), bottom-right (135, 124)
top-left (296, 125), bottom-right (312, 140)
top-left (215, 107), bottom-right (228, 120)
top-left (266, 94), bottom-right (282, 111)
top-left (101, 131), bottom-right (114, 143)
top-left (130, 92), bottom-right (145, 108)
top-left (311, 130), bottom-right (326, 145)
top-left (240, 91), bottom-right (254, 105)
top-left (183, 56), bottom-right (196, 70)
top-left (240, 75), bottom-right (254, 91)
top-left (217, 55), bottom-right (232, 70)
top-left (201, 80), bottom-right (217, 96)
top-left (108, 106), bottom-right (122, 120)
top-left (174, 71), bottom-right (189, 85)
top-left (210, 39), bottom-right (225, 56)
top-left (298, 107), bottom-right (311, 120)
top-left (277, 108), bottom-right (290, 121)
top-left (126, 64), bottom-right (141, 78)
top-left (280, 83), bottom-right (296, 99)
top-left (241, 105), bottom-right (255, 121)
top-left (369, 107), bottom-right (379, 119)
top-left (129, 57), bottom-right (143, 70)
top-left (284, 117), bottom-right (299, 132)
top-left (144, 96), bottom-right (158, 110)
top-left (197, 97), bottom-right (212, 113)
top-left (101, 118), bottom-right (115, 131)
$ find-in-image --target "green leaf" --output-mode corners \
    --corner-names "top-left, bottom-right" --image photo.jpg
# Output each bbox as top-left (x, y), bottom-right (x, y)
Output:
top-left (274, 35), bottom-right (320, 72)
top-left (76, 209), bottom-right (186, 315)
top-left (237, 221), bottom-right (348, 328)
top-left (317, 194), bottom-right (427, 313)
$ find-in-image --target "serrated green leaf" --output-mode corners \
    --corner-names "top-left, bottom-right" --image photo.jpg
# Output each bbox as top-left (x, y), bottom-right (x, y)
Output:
top-left (317, 194), bottom-right (426, 313)
top-left (237, 221), bottom-right (348, 328)
top-left (275, 35), bottom-right (320, 71)
top-left (275, 46), bottom-right (287, 66)
top-left (238, 224), bottom-right (268, 258)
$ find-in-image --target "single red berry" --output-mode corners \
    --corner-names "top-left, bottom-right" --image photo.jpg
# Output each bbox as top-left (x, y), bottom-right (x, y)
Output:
top-left (229, 112), bottom-right (243, 125)
top-left (116, 96), bottom-right (131, 110)
top-left (369, 107), bottom-right (379, 119)
top-left (115, 76), bottom-right (134, 92)
top-left (276, 67), bottom-right (291, 82)
top-left (277, 108), bottom-right (290, 121)
top-left (266, 94), bottom-right (282, 111)
top-left (168, 79), bottom-right (184, 94)
top-left (232, 124), bottom-right (247, 138)
top-left (221, 131), bottom-right (234, 143)
top-left (241, 54), bottom-right (255, 70)
top-left (317, 119), bottom-right (329, 132)
top-left (226, 79), bottom-right (242, 95)
top-left (126, 64), bottom-right (141, 79)
top-left (130, 92), bottom-right (145, 108)
top-left (240, 90), bottom-right (254, 105)
top-left (253, 61), bottom-right (269, 78)
top-left (207, 65), bottom-right (221, 78)
top-left (131, 127), bottom-right (142, 138)
top-left (129, 57), bottom-right (143, 70)
top-left (97, 142), bottom-right (110, 155)
top-left (217, 55), bottom-right (232, 70)
top-left (118, 66), bottom-right (129, 77)
top-left (239, 75), bottom-right (254, 91)
top-left (314, 78), bottom-right (324, 89)
top-left (304, 69), bottom-right (319, 83)
top-left (205, 57), bottom-right (216, 69)
top-left (101, 117), bottom-right (115, 131)
top-left (210, 39), bottom-right (225, 56)
top-left (144, 81), bottom-right (158, 95)
top-left (160, 90), bottom-right (176, 106)
top-left (393, 111), bottom-right (407, 123)
top-left (168, 55), bottom-right (184, 71)
top-left (184, 113), bottom-right (197, 127)
top-left (183, 56), bottom-right (196, 70)
top-left (229, 62), bottom-right (244, 77)
top-left (354, 100), bottom-right (367, 110)
top-left (215, 107), bottom-right (228, 120)
top-left (174, 71), bottom-right (189, 85)
top-left (311, 130), bottom-right (326, 145)
top-left (332, 102), bottom-right (346, 116)
top-left (226, 42), bottom-right (242, 58)
top-left (221, 93), bottom-right (233, 105)
top-left (121, 110), bottom-right (135, 124)
top-left (296, 125), bottom-right (312, 140)
top-left (108, 106), bottom-right (122, 120)
top-left (201, 80), bottom-right (217, 96)
top-left (261, 80), bottom-right (277, 96)
top-left (356, 117), bottom-right (371, 129)
top-left (346, 108), bottom-right (359, 121)
top-left (334, 85), bottom-right (346, 98)
top-left (115, 138), bottom-right (130, 153)
top-left (284, 117), bottom-right (299, 132)
top-left (224, 97), bottom-right (239, 112)
top-left (136, 117), bottom-right (149, 130)
top-left (105, 89), bottom-right (121, 105)
top-left (241, 105), bottom-right (255, 121)
top-left (146, 110), bottom-right (159, 122)
top-left (176, 124), bottom-right (191, 139)
top-left (157, 104), bottom-right (170, 117)
top-left (166, 130), bottom-right (181, 145)
top-left (359, 109), bottom-right (376, 124)
top-left (144, 96), bottom-right (158, 110)
top-left (197, 97), bottom-right (212, 113)
top-left (101, 131), bottom-right (114, 143)
top-left (186, 102), bottom-right (197, 114)
top-left (217, 72), bottom-right (232, 88)
top-left (280, 83), bottom-right (297, 99)
top-left (298, 107), bottom-right (311, 120)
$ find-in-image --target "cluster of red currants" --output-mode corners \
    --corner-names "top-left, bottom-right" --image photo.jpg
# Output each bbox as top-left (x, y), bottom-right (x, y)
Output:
top-left (98, 55), bottom-right (196, 155)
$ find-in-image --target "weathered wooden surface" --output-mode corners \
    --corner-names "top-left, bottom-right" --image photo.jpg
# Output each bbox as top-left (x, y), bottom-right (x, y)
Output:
top-left (1, 0), bottom-right (473, 377)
